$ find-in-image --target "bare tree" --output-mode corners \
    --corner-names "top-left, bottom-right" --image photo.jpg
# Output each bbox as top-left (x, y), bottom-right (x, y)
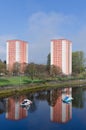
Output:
top-left (50, 65), bottom-right (62, 77)
top-left (12, 62), bottom-right (21, 76)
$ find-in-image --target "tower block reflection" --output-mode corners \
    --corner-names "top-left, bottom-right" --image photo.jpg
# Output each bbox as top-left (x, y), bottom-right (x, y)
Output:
top-left (6, 96), bottom-right (28, 120)
top-left (50, 88), bottom-right (72, 123)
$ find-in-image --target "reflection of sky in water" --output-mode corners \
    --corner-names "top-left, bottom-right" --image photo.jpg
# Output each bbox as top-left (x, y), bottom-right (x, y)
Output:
top-left (0, 87), bottom-right (86, 130)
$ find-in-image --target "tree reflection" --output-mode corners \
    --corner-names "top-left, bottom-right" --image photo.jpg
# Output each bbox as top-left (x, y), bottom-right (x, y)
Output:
top-left (0, 99), bottom-right (6, 114)
top-left (72, 87), bottom-right (84, 108)
top-left (0, 86), bottom-right (85, 122)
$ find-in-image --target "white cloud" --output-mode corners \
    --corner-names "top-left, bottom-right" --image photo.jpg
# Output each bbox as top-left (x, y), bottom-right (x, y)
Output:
top-left (1, 12), bottom-right (86, 64)
top-left (28, 12), bottom-right (76, 64)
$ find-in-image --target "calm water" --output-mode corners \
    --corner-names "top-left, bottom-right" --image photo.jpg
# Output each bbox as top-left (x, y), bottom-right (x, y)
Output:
top-left (0, 86), bottom-right (86, 130)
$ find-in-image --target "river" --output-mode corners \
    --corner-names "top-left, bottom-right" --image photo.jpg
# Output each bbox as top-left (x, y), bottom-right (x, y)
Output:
top-left (0, 86), bottom-right (86, 130)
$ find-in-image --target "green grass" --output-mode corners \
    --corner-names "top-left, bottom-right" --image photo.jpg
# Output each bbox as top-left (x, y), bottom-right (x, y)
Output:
top-left (0, 76), bottom-right (27, 86)
top-left (0, 76), bottom-right (86, 93)
top-left (0, 76), bottom-right (86, 98)
top-left (0, 76), bottom-right (45, 86)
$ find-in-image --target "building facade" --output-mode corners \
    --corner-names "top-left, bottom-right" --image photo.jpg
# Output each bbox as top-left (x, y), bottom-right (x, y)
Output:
top-left (51, 39), bottom-right (72, 75)
top-left (6, 40), bottom-right (28, 72)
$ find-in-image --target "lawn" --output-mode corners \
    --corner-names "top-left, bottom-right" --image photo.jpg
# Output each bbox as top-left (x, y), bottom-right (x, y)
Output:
top-left (0, 76), bottom-right (45, 86)
top-left (0, 76), bottom-right (28, 86)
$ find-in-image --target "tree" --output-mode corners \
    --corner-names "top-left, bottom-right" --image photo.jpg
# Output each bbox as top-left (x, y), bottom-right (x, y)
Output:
top-left (46, 53), bottom-right (51, 74)
top-left (72, 51), bottom-right (86, 74)
top-left (35, 64), bottom-right (48, 79)
top-left (0, 60), bottom-right (6, 75)
top-left (25, 63), bottom-right (37, 80)
top-left (50, 65), bottom-right (62, 77)
top-left (12, 62), bottom-right (21, 75)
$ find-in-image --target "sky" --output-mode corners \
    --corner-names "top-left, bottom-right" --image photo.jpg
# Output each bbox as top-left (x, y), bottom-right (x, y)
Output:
top-left (0, 0), bottom-right (86, 64)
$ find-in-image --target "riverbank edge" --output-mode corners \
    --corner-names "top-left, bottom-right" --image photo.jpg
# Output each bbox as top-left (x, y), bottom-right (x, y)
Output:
top-left (0, 80), bottom-right (86, 98)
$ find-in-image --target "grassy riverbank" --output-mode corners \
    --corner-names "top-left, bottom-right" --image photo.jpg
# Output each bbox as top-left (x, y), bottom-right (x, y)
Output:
top-left (0, 76), bottom-right (86, 86)
top-left (0, 76), bottom-right (44, 86)
top-left (0, 76), bottom-right (86, 98)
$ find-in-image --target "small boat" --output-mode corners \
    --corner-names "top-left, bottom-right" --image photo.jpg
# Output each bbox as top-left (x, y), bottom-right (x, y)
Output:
top-left (62, 95), bottom-right (73, 103)
top-left (21, 104), bottom-right (31, 110)
top-left (20, 99), bottom-right (32, 106)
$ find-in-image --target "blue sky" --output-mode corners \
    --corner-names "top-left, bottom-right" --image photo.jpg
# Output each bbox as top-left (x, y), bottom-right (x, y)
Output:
top-left (0, 0), bottom-right (86, 63)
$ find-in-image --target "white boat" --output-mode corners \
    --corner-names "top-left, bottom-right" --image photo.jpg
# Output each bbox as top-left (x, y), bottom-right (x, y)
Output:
top-left (62, 95), bottom-right (73, 103)
top-left (20, 99), bottom-right (32, 106)
top-left (22, 104), bottom-right (31, 110)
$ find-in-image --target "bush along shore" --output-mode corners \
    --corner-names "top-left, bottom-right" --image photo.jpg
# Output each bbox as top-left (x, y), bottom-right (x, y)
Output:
top-left (0, 76), bottom-right (86, 98)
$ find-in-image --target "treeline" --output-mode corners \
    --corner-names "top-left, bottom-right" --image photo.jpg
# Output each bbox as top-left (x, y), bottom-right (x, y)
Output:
top-left (0, 60), bottom-right (6, 75)
top-left (72, 51), bottom-right (86, 74)
top-left (47, 51), bottom-right (86, 76)
top-left (0, 51), bottom-right (86, 80)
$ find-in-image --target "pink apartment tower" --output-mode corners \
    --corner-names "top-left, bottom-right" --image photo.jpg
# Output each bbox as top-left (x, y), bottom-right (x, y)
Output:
top-left (51, 39), bottom-right (72, 75)
top-left (6, 40), bottom-right (28, 72)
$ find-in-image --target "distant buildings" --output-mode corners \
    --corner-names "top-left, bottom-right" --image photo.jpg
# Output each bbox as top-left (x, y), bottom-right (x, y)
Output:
top-left (50, 39), bottom-right (72, 75)
top-left (5, 38), bottom-right (72, 75)
top-left (6, 40), bottom-right (28, 72)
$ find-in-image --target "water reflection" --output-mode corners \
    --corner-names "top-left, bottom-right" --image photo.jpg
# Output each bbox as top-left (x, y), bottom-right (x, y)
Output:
top-left (1, 88), bottom-right (73, 123)
top-left (50, 88), bottom-right (72, 123)
top-left (0, 99), bottom-right (6, 114)
top-left (72, 87), bottom-right (83, 108)
top-left (0, 86), bottom-right (84, 124)
top-left (5, 96), bottom-right (28, 120)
